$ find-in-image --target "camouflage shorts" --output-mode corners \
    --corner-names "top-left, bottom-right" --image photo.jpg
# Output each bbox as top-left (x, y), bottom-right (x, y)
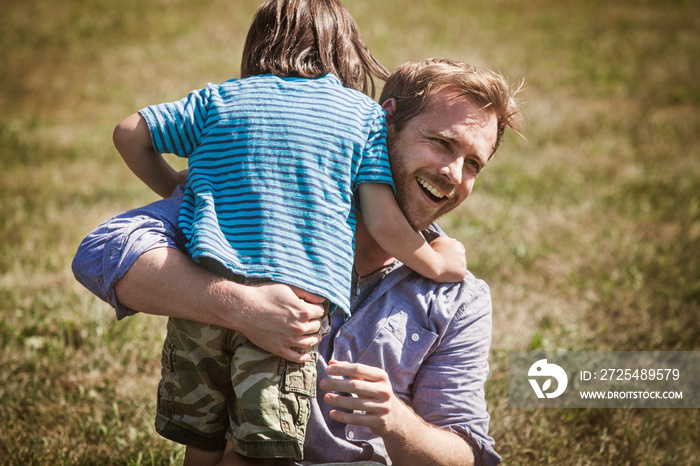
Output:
top-left (155, 260), bottom-right (324, 459)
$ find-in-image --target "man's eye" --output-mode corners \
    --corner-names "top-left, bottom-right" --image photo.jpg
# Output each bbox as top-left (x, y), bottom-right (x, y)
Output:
top-left (432, 138), bottom-right (450, 149)
top-left (466, 159), bottom-right (481, 172)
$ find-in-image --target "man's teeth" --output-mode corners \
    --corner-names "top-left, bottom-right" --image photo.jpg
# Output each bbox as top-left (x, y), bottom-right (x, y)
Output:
top-left (418, 178), bottom-right (446, 199)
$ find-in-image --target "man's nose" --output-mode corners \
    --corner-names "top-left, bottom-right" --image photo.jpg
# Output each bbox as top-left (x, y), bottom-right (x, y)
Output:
top-left (440, 157), bottom-right (463, 185)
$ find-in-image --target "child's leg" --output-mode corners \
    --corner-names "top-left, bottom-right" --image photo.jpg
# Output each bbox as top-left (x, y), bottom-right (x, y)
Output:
top-left (191, 262), bottom-right (329, 461)
top-left (156, 317), bottom-right (232, 455)
top-left (225, 332), bottom-right (318, 461)
top-left (184, 445), bottom-right (224, 466)
top-left (216, 441), bottom-right (289, 466)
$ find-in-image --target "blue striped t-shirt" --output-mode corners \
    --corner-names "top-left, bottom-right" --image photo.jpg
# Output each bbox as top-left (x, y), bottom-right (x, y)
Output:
top-left (139, 74), bottom-right (393, 316)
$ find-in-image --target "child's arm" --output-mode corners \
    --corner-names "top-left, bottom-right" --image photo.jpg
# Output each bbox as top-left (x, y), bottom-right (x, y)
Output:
top-left (358, 183), bottom-right (466, 283)
top-left (113, 112), bottom-right (186, 198)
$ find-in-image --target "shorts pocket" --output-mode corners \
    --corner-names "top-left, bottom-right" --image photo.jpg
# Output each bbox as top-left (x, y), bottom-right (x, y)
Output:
top-left (281, 354), bottom-right (317, 398)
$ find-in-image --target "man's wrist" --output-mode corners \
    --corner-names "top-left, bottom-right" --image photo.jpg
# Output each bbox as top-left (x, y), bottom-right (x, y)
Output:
top-left (205, 278), bottom-right (252, 331)
top-left (379, 394), bottom-right (422, 441)
top-left (382, 395), bottom-right (476, 466)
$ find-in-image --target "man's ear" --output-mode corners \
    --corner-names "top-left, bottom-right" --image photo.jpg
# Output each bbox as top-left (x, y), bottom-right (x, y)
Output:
top-left (381, 98), bottom-right (397, 119)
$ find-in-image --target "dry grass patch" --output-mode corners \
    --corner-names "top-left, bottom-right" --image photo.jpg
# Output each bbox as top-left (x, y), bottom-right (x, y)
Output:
top-left (2, 0), bottom-right (698, 463)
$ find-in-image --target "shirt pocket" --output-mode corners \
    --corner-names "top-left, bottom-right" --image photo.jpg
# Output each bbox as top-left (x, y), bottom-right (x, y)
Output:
top-left (356, 307), bottom-right (438, 397)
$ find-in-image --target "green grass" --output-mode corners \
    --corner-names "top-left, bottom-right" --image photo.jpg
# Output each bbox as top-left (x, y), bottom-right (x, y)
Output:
top-left (1, 0), bottom-right (698, 464)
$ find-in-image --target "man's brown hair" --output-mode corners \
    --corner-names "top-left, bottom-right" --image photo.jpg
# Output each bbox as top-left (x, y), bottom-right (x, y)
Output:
top-left (380, 58), bottom-right (523, 155)
top-left (241, 0), bottom-right (389, 98)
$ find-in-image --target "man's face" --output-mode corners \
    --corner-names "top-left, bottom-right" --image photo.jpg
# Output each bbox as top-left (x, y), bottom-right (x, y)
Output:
top-left (383, 87), bottom-right (499, 231)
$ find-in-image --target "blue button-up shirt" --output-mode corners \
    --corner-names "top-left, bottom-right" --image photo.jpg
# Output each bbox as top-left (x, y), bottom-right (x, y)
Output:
top-left (72, 187), bottom-right (501, 465)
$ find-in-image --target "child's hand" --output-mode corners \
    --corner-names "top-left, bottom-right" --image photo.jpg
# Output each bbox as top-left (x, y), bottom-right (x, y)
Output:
top-left (429, 235), bottom-right (467, 282)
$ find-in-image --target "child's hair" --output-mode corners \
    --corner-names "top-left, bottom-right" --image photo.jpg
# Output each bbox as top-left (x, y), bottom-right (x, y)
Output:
top-left (380, 58), bottom-right (524, 156)
top-left (241, 0), bottom-right (389, 98)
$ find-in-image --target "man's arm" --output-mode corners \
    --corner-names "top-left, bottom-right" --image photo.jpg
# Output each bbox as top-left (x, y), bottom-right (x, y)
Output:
top-left (114, 248), bottom-right (325, 362)
top-left (319, 271), bottom-right (500, 465)
top-left (71, 192), bottom-right (325, 363)
top-left (321, 360), bottom-right (475, 466)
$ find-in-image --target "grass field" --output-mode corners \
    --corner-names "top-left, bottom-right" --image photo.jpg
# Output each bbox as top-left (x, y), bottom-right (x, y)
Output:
top-left (1, 0), bottom-right (698, 464)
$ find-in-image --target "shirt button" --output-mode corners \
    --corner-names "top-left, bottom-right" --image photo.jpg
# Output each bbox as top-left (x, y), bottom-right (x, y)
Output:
top-left (411, 333), bottom-right (420, 342)
top-left (347, 430), bottom-right (355, 439)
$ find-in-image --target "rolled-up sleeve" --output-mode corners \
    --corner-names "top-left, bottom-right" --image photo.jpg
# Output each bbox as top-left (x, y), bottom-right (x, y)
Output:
top-left (412, 278), bottom-right (501, 465)
top-left (71, 188), bottom-right (186, 320)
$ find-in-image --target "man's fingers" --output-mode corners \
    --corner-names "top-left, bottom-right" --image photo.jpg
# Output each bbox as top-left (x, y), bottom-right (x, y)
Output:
top-left (295, 319), bottom-right (323, 335)
top-left (295, 333), bottom-right (323, 349)
top-left (289, 285), bottom-right (326, 305)
top-left (326, 360), bottom-right (388, 382)
top-left (301, 302), bottom-right (327, 322)
top-left (325, 396), bottom-right (393, 434)
top-left (279, 346), bottom-right (312, 363)
top-left (320, 377), bottom-right (389, 401)
top-left (271, 333), bottom-right (322, 363)
top-left (320, 377), bottom-right (355, 394)
top-left (324, 392), bottom-right (385, 411)
top-left (328, 409), bottom-right (367, 425)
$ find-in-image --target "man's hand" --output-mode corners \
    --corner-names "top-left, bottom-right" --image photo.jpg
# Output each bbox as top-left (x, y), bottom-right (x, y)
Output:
top-left (320, 359), bottom-right (476, 466)
top-left (236, 282), bottom-right (326, 363)
top-left (320, 360), bottom-right (408, 436)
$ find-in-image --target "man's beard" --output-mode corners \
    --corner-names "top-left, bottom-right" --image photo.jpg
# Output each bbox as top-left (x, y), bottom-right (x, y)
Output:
top-left (391, 160), bottom-right (459, 232)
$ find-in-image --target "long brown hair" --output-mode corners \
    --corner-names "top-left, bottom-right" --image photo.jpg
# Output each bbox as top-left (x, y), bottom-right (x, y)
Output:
top-left (241, 0), bottom-right (388, 98)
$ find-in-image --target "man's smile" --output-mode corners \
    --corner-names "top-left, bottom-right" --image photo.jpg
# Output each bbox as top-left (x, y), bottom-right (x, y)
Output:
top-left (417, 176), bottom-right (451, 203)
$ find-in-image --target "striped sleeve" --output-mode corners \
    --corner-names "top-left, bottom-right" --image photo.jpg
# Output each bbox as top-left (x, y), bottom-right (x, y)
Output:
top-left (354, 107), bottom-right (394, 193)
top-left (139, 85), bottom-right (213, 158)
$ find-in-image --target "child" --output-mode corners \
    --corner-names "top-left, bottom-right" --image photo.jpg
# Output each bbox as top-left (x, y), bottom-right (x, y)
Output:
top-left (113, 0), bottom-right (466, 464)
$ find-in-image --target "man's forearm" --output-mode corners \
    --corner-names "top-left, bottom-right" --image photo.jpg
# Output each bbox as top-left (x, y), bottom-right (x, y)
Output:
top-left (382, 400), bottom-right (475, 466)
top-left (113, 247), bottom-right (325, 362)
top-left (114, 247), bottom-right (244, 328)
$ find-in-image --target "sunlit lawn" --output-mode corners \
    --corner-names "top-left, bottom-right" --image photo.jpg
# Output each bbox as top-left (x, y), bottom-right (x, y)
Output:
top-left (1, 0), bottom-right (698, 463)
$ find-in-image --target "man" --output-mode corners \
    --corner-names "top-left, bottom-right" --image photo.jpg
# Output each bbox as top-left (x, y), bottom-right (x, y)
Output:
top-left (73, 58), bottom-right (522, 465)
